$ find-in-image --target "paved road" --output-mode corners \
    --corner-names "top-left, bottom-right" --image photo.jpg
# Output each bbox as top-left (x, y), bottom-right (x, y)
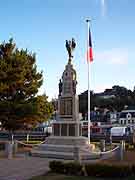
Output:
top-left (0, 156), bottom-right (50, 180)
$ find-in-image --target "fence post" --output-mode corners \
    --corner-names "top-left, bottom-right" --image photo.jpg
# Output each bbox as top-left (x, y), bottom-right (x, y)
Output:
top-left (73, 146), bottom-right (81, 163)
top-left (133, 130), bottom-right (135, 147)
top-left (100, 139), bottom-right (105, 152)
top-left (11, 134), bottom-right (14, 144)
top-left (5, 141), bottom-right (13, 159)
top-left (26, 134), bottom-right (29, 143)
top-left (119, 140), bottom-right (125, 160)
top-left (13, 141), bottom-right (18, 155)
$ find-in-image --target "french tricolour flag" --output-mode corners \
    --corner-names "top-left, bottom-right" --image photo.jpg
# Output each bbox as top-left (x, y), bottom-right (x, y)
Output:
top-left (87, 27), bottom-right (93, 62)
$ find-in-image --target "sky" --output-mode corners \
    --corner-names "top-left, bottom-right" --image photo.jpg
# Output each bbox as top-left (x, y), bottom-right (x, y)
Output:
top-left (0, 0), bottom-right (135, 100)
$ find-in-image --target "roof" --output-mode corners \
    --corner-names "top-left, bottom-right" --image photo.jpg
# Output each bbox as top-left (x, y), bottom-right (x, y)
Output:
top-left (120, 111), bottom-right (135, 118)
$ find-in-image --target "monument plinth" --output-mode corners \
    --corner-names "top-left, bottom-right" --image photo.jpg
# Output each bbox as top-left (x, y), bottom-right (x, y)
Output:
top-left (31, 39), bottom-right (98, 160)
top-left (53, 58), bottom-right (81, 138)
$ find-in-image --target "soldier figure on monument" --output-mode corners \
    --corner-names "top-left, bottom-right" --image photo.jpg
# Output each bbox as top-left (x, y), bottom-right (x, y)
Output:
top-left (59, 79), bottom-right (63, 96)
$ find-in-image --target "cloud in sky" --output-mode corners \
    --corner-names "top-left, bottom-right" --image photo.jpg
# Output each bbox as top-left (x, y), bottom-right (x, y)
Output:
top-left (101, 0), bottom-right (106, 17)
top-left (95, 48), bottom-right (129, 65)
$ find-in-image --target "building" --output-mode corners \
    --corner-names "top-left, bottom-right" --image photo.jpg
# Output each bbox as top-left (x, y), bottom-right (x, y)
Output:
top-left (119, 109), bottom-right (135, 126)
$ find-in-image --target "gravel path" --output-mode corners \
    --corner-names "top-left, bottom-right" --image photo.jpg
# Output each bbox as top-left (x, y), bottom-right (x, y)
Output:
top-left (0, 156), bottom-right (50, 180)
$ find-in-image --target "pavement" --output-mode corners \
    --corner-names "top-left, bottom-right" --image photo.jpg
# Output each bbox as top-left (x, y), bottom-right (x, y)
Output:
top-left (0, 155), bottom-right (50, 180)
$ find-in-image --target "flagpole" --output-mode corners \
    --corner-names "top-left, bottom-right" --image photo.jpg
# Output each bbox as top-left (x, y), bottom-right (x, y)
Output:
top-left (86, 19), bottom-right (91, 144)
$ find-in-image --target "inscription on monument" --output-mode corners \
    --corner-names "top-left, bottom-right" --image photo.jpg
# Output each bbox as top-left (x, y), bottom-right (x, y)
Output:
top-left (53, 124), bottom-right (60, 136)
top-left (69, 124), bottom-right (75, 136)
top-left (60, 98), bottom-right (72, 116)
top-left (64, 82), bottom-right (71, 94)
top-left (61, 124), bottom-right (67, 136)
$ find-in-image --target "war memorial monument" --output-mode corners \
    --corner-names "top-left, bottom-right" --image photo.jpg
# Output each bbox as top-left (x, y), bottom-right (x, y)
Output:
top-left (31, 39), bottom-right (99, 160)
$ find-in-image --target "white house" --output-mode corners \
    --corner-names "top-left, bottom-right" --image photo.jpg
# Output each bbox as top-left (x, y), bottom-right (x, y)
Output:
top-left (119, 110), bottom-right (135, 126)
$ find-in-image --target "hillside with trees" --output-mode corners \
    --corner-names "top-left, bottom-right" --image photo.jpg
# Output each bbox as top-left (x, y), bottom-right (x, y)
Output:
top-left (79, 85), bottom-right (135, 118)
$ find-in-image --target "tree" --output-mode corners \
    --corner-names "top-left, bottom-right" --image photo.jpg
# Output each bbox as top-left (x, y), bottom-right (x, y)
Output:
top-left (33, 95), bottom-right (54, 124)
top-left (79, 90), bottom-right (95, 118)
top-left (79, 85), bottom-right (135, 116)
top-left (0, 39), bottom-right (53, 130)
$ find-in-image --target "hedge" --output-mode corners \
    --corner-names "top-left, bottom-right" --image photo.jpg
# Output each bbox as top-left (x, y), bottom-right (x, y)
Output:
top-left (49, 160), bottom-right (135, 178)
top-left (85, 163), bottom-right (133, 178)
top-left (49, 161), bottom-right (65, 174)
top-left (64, 162), bottom-right (82, 175)
top-left (49, 161), bottom-right (82, 175)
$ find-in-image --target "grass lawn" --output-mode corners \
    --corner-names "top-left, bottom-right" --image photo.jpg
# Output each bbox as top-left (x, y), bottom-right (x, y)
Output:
top-left (30, 173), bottom-right (135, 180)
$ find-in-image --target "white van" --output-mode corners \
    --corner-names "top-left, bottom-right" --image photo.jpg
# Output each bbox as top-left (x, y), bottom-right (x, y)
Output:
top-left (110, 127), bottom-right (130, 136)
top-left (44, 126), bottom-right (52, 134)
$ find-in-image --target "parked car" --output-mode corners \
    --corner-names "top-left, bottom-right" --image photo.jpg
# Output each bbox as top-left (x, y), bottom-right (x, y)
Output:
top-left (110, 126), bottom-right (131, 136)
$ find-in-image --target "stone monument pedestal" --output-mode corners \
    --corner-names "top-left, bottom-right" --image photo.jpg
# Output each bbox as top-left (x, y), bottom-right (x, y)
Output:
top-left (31, 136), bottom-right (98, 160)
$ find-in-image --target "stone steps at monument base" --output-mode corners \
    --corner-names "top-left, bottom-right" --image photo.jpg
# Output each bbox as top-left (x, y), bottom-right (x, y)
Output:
top-left (31, 136), bottom-right (101, 160)
top-left (44, 136), bottom-right (89, 146)
top-left (31, 150), bottom-right (74, 160)
top-left (31, 143), bottom-right (100, 160)
top-left (31, 149), bottom-right (101, 160)
top-left (32, 143), bottom-right (94, 154)
top-left (33, 144), bottom-right (76, 152)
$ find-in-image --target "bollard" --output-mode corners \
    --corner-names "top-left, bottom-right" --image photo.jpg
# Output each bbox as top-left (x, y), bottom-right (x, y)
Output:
top-left (122, 140), bottom-right (125, 151)
top-left (11, 134), bottom-right (14, 144)
top-left (133, 131), bottom-right (135, 147)
top-left (100, 139), bottom-right (105, 152)
top-left (73, 146), bottom-right (81, 163)
top-left (119, 140), bottom-right (125, 160)
top-left (109, 135), bottom-right (112, 145)
top-left (13, 141), bottom-right (18, 155)
top-left (26, 134), bottom-right (29, 143)
top-left (5, 141), bottom-right (13, 159)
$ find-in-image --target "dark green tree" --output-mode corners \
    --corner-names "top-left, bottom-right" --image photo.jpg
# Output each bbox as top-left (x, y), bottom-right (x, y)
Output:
top-left (0, 39), bottom-right (53, 130)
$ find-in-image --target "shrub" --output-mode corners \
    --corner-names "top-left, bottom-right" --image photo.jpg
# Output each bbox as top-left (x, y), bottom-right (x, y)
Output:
top-left (85, 164), bottom-right (103, 177)
top-left (0, 143), bottom-right (5, 150)
top-left (131, 165), bottom-right (135, 176)
top-left (64, 162), bottom-right (82, 175)
top-left (49, 161), bottom-right (65, 174)
top-left (85, 163), bottom-right (132, 178)
top-left (49, 161), bottom-right (134, 178)
top-left (49, 161), bottom-right (83, 175)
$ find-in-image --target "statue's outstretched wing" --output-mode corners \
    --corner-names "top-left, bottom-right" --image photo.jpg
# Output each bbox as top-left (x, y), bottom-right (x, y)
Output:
top-left (71, 38), bottom-right (76, 49)
top-left (66, 40), bottom-right (69, 50)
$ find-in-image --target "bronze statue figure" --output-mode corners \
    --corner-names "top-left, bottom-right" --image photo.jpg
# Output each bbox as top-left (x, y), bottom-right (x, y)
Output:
top-left (65, 38), bottom-right (76, 59)
top-left (59, 79), bottom-right (63, 96)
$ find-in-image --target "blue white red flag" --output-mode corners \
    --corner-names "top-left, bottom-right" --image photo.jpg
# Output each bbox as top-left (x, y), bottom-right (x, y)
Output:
top-left (87, 28), bottom-right (93, 62)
